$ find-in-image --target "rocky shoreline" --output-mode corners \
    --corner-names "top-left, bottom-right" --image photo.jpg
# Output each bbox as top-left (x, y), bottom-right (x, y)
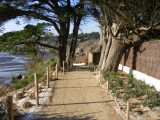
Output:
top-left (0, 52), bottom-right (29, 84)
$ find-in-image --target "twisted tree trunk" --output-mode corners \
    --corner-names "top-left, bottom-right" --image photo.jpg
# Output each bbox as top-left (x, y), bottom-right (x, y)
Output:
top-left (98, 24), bottom-right (107, 70)
top-left (104, 38), bottom-right (128, 71)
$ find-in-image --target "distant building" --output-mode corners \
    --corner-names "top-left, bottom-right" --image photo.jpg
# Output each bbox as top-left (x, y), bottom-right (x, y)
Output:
top-left (75, 39), bottom-right (100, 65)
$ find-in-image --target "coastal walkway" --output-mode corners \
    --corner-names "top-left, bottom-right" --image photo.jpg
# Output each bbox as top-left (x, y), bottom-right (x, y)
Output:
top-left (22, 66), bottom-right (122, 120)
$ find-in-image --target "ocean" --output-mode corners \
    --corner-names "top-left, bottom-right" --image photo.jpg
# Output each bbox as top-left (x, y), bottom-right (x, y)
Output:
top-left (0, 52), bottom-right (29, 84)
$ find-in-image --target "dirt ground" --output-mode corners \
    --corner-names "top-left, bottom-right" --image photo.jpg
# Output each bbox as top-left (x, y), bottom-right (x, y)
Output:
top-left (18, 66), bottom-right (123, 120)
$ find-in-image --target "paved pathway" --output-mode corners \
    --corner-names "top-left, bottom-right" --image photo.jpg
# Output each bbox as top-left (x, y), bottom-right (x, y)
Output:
top-left (27, 66), bottom-right (122, 120)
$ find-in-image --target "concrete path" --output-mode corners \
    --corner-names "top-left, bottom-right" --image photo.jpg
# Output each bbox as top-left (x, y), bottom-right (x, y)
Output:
top-left (28, 66), bottom-right (122, 120)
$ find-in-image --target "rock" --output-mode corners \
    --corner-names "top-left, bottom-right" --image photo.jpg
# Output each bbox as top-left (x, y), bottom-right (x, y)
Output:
top-left (21, 75), bottom-right (27, 80)
top-left (139, 95), bottom-right (148, 100)
top-left (142, 107), bottom-right (151, 112)
top-left (22, 101), bottom-right (32, 109)
top-left (28, 92), bottom-right (35, 99)
top-left (52, 71), bottom-right (56, 76)
top-left (0, 105), bottom-right (5, 117)
top-left (16, 92), bottom-right (23, 100)
top-left (129, 98), bottom-right (141, 104)
top-left (11, 74), bottom-right (22, 82)
top-left (152, 107), bottom-right (160, 111)
top-left (132, 107), bottom-right (143, 112)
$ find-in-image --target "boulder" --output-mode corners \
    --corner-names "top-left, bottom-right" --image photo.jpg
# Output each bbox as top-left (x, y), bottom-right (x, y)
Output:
top-left (11, 74), bottom-right (22, 83)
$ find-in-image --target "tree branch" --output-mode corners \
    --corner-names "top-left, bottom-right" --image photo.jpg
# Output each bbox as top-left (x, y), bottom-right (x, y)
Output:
top-left (36, 41), bottom-right (58, 50)
top-left (103, 0), bottom-right (127, 21)
top-left (25, 10), bottom-right (61, 35)
top-left (16, 41), bottom-right (58, 50)
top-left (123, 0), bottom-right (137, 27)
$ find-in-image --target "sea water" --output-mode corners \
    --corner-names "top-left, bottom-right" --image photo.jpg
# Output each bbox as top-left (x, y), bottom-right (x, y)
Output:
top-left (0, 52), bottom-right (29, 84)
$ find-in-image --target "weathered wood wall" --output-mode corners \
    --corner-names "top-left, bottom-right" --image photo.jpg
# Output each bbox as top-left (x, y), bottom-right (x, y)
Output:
top-left (120, 40), bottom-right (160, 79)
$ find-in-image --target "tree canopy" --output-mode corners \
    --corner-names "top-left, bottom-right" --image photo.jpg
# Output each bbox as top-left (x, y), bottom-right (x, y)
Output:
top-left (1, 0), bottom-right (160, 71)
top-left (0, 0), bottom-right (87, 66)
top-left (88, 0), bottom-right (160, 71)
top-left (0, 23), bottom-right (55, 54)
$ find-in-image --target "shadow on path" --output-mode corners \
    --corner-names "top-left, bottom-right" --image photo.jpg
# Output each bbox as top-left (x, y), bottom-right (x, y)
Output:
top-left (42, 100), bottom-right (113, 106)
top-left (17, 112), bottom-right (99, 120)
top-left (68, 66), bottom-right (90, 72)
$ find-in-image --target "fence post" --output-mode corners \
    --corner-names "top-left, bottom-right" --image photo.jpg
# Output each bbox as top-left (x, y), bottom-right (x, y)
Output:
top-left (70, 60), bottom-right (73, 68)
top-left (99, 71), bottom-right (101, 84)
top-left (34, 73), bottom-right (39, 106)
top-left (56, 64), bottom-right (58, 79)
top-left (106, 80), bottom-right (109, 94)
top-left (47, 66), bottom-right (49, 88)
top-left (63, 61), bottom-right (65, 74)
top-left (126, 100), bottom-right (130, 120)
top-left (96, 69), bottom-right (98, 75)
top-left (6, 96), bottom-right (14, 120)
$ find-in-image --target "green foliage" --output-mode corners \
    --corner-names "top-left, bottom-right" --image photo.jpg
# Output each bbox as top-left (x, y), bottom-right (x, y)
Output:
top-left (14, 79), bottom-right (30, 89)
top-left (14, 56), bottom-right (56, 90)
top-left (102, 71), bottom-right (160, 108)
top-left (77, 32), bottom-right (100, 42)
top-left (145, 91), bottom-right (160, 108)
top-left (0, 23), bottom-right (52, 54)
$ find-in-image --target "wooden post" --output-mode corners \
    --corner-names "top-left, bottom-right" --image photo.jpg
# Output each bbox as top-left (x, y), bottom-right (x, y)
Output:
top-left (63, 61), bottom-right (65, 74)
top-left (106, 80), bottom-right (109, 94)
top-left (56, 64), bottom-right (58, 79)
top-left (6, 96), bottom-right (14, 120)
top-left (96, 69), bottom-right (98, 75)
top-left (47, 66), bottom-right (49, 88)
top-left (70, 60), bottom-right (73, 68)
top-left (94, 65), bottom-right (96, 72)
top-left (126, 100), bottom-right (130, 120)
top-left (99, 71), bottom-right (101, 83)
top-left (34, 73), bottom-right (39, 106)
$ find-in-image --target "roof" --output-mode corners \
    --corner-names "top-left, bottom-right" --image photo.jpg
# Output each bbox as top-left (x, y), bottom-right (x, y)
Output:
top-left (77, 39), bottom-right (100, 53)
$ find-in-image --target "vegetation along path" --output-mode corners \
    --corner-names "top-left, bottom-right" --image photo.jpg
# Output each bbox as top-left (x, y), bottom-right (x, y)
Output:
top-left (21, 66), bottom-right (122, 120)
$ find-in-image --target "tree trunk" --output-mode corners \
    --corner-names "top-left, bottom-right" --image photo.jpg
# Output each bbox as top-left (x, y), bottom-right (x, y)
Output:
top-left (66, 1), bottom-right (84, 67)
top-left (98, 25), bottom-right (107, 70)
top-left (57, 14), bottom-right (70, 67)
top-left (58, 32), bottom-right (68, 67)
top-left (101, 34), bottom-right (112, 70)
top-left (104, 38), bottom-right (128, 72)
top-left (58, 46), bottom-right (65, 67)
top-left (67, 16), bottom-right (82, 67)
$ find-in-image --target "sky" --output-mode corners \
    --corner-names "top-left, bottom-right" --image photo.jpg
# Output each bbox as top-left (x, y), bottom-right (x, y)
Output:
top-left (0, 18), bottom-right (100, 35)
